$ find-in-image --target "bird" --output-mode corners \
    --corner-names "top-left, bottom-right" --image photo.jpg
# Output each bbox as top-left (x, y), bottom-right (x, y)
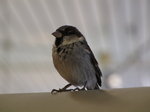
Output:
top-left (51, 25), bottom-right (102, 93)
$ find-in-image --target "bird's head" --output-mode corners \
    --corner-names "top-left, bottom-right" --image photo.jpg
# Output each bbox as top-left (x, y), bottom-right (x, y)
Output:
top-left (52, 25), bottom-right (84, 46)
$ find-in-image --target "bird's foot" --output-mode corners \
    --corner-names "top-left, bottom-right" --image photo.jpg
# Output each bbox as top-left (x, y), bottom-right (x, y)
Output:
top-left (51, 83), bottom-right (88, 94)
top-left (73, 87), bottom-right (86, 91)
top-left (51, 88), bottom-right (73, 94)
top-left (51, 84), bottom-right (72, 94)
top-left (73, 81), bottom-right (87, 91)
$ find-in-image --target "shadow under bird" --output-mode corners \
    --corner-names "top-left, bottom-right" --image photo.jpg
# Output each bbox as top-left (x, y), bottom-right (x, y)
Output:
top-left (51, 25), bottom-right (102, 93)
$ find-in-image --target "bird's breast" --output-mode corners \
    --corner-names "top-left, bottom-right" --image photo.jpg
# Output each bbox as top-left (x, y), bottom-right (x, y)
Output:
top-left (52, 44), bottom-right (96, 86)
top-left (52, 44), bottom-right (81, 84)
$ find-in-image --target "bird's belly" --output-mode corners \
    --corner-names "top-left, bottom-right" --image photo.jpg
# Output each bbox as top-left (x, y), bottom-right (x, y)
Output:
top-left (53, 56), bottom-right (85, 85)
top-left (52, 50), bottom-right (96, 87)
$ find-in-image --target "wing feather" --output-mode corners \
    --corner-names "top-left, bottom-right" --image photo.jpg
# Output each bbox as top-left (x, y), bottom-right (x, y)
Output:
top-left (81, 40), bottom-right (102, 86)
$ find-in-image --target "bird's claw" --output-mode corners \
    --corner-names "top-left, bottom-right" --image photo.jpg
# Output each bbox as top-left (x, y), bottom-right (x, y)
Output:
top-left (51, 88), bottom-right (73, 94)
top-left (51, 87), bottom-right (86, 94)
top-left (73, 87), bottom-right (86, 91)
top-left (51, 84), bottom-right (73, 94)
top-left (51, 83), bottom-right (87, 94)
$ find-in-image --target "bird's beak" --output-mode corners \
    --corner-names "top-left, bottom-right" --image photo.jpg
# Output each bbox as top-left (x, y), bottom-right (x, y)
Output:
top-left (52, 31), bottom-right (62, 38)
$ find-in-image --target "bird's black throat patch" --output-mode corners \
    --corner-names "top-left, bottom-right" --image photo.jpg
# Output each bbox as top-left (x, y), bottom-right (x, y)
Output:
top-left (55, 37), bottom-right (63, 47)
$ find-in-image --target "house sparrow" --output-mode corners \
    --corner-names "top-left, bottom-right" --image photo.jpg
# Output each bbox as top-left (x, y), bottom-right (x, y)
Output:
top-left (51, 25), bottom-right (102, 93)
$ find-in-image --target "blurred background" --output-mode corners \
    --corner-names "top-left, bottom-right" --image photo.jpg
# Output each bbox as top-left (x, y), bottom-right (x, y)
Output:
top-left (0, 0), bottom-right (150, 93)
